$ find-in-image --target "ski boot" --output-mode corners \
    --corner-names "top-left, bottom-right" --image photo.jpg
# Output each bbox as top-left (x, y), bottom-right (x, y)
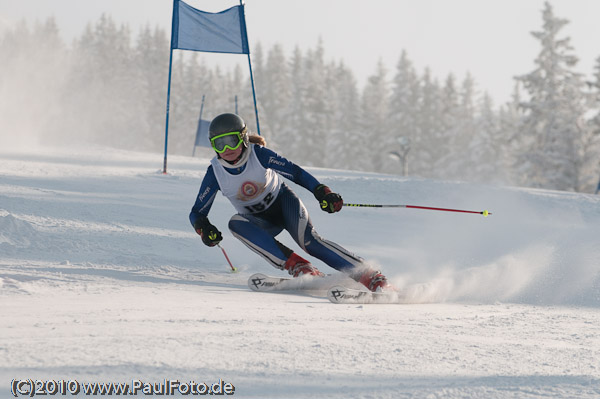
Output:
top-left (352, 268), bottom-right (390, 292)
top-left (284, 253), bottom-right (325, 277)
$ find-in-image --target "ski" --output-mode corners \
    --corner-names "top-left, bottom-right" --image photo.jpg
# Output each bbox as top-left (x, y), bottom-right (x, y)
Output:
top-left (249, 274), bottom-right (408, 304)
top-left (248, 273), bottom-right (329, 292)
top-left (248, 273), bottom-right (292, 292)
top-left (327, 285), bottom-right (405, 304)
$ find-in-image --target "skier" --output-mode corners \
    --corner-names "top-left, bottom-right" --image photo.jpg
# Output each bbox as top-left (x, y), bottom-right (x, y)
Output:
top-left (189, 113), bottom-right (390, 292)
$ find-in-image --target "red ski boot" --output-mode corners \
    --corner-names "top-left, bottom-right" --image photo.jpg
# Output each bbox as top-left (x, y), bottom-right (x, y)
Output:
top-left (284, 253), bottom-right (325, 277)
top-left (352, 268), bottom-right (390, 292)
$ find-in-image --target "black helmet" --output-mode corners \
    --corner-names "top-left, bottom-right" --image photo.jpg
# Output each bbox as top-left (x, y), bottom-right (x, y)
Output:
top-left (208, 113), bottom-right (249, 148)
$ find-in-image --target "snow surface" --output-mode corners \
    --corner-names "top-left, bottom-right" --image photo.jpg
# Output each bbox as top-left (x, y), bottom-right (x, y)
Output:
top-left (1, 145), bottom-right (600, 398)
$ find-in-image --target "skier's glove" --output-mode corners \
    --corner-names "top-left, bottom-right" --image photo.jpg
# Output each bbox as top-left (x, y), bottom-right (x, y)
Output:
top-left (313, 184), bottom-right (343, 213)
top-left (194, 216), bottom-right (223, 247)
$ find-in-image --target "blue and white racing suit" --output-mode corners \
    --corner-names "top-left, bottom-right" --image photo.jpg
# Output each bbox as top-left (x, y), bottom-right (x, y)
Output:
top-left (189, 144), bottom-right (365, 272)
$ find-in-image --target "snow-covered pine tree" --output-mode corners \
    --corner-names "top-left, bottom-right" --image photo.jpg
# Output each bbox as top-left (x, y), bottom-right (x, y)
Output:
top-left (168, 52), bottom-right (187, 151)
top-left (592, 56), bottom-right (600, 138)
top-left (132, 25), bottom-right (169, 152)
top-left (442, 73), bottom-right (479, 180)
top-left (361, 59), bottom-right (389, 173)
top-left (432, 73), bottom-right (461, 179)
top-left (281, 46), bottom-right (306, 162)
top-left (299, 40), bottom-right (329, 167)
top-left (232, 63), bottom-right (257, 139)
top-left (171, 53), bottom-right (207, 154)
top-left (240, 42), bottom-right (264, 134)
top-left (387, 50), bottom-right (420, 176)
top-left (499, 83), bottom-right (525, 185)
top-left (469, 93), bottom-right (505, 183)
top-left (321, 60), bottom-right (342, 169)
top-left (581, 55), bottom-right (600, 192)
top-left (515, 2), bottom-right (589, 191)
top-left (66, 16), bottom-right (137, 148)
top-left (326, 61), bottom-right (362, 171)
top-left (259, 44), bottom-right (292, 151)
top-left (415, 68), bottom-right (443, 177)
top-left (0, 19), bottom-right (69, 144)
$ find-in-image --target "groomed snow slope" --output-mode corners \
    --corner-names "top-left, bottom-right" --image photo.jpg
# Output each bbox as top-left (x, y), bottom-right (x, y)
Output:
top-left (1, 146), bottom-right (599, 398)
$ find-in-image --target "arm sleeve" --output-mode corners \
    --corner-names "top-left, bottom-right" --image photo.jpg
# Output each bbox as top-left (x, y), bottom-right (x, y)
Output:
top-left (189, 165), bottom-right (220, 227)
top-left (254, 146), bottom-right (320, 192)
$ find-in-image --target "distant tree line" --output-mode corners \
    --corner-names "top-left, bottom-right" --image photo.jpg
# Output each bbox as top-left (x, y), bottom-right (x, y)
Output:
top-left (1, 1), bottom-right (599, 192)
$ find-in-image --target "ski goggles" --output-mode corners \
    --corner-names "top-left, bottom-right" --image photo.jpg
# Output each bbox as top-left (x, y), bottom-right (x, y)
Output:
top-left (210, 131), bottom-right (243, 154)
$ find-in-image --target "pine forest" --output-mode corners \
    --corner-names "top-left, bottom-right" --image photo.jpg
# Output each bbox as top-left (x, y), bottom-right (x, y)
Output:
top-left (1, 2), bottom-right (599, 192)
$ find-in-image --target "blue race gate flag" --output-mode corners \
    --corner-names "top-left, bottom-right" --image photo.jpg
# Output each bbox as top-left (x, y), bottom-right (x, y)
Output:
top-left (171, 1), bottom-right (249, 54)
top-left (163, 0), bottom-right (260, 173)
top-left (195, 119), bottom-right (212, 148)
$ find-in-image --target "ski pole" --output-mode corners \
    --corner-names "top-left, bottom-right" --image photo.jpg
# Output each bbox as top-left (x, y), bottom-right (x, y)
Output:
top-left (343, 203), bottom-right (491, 217)
top-left (217, 244), bottom-right (238, 272)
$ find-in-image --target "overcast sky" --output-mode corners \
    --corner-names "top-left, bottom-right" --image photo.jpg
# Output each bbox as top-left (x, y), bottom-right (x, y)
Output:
top-left (2, 0), bottom-right (599, 104)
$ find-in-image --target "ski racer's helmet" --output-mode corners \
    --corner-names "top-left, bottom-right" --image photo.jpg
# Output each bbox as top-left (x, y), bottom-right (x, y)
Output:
top-left (208, 113), bottom-right (249, 155)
